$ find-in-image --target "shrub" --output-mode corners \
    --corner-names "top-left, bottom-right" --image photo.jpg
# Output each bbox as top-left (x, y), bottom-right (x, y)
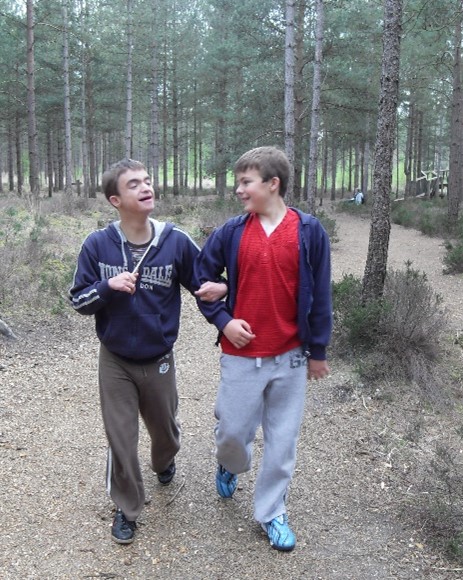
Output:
top-left (332, 262), bottom-right (448, 395)
top-left (316, 210), bottom-right (338, 244)
top-left (443, 240), bottom-right (463, 274)
top-left (391, 203), bottom-right (415, 228)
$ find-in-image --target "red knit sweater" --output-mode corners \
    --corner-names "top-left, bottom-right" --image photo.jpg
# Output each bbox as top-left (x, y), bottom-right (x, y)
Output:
top-left (221, 209), bottom-right (302, 357)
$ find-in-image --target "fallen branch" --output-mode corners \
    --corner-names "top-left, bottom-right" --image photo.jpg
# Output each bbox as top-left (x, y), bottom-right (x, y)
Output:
top-left (0, 317), bottom-right (17, 340)
top-left (165, 478), bottom-right (185, 506)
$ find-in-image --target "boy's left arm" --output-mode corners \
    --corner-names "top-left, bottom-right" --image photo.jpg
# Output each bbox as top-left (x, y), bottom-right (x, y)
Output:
top-left (308, 359), bottom-right (330, 380)
top-left (195, 280), bottom-right (227, 302)
top-left (178, 235), bottom-right (227, 301)
top-left (307, 220), bottom-right (333, 363)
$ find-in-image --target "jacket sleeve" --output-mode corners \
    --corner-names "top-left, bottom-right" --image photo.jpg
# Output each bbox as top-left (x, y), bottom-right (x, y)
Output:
top-left (175, 229), bottom-right (201, 293)
top-left (193, 226), bottom-right (234, 332)
top-left (307, 220), bottom-right (333, 360)
top-left (68, 233), bottom-right (115, 315)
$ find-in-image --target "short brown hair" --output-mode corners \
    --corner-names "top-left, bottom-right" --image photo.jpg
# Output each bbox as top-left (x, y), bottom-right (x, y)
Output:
top-left (234, 146), bottom-right (290, 197)
top-left (102, 158), bottom-right (146, 201)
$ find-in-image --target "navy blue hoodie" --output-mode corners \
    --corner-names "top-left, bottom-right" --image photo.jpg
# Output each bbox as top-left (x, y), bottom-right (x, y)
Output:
top-left (69, 218), bottom-right (199, 360)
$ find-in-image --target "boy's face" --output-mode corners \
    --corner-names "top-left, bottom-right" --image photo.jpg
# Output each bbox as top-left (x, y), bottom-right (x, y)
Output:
top-left (110, 169), bottom-right (155, 214)
top-left (235, 168), bottom-right (279, 214)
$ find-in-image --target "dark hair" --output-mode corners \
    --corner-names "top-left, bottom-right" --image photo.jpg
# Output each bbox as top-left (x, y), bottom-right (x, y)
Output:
top-left (102, 158), bottom-right (146, 201)
top-left (234, 146), bottom-right (290, 197)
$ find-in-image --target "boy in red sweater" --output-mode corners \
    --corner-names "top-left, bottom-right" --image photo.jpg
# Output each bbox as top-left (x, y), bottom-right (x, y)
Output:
top-left (194, 146), bottom-right (332, 551)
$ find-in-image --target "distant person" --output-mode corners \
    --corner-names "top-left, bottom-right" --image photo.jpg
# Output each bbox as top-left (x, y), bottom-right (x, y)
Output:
top-left (194, 146), bottom-right (332, 552)
top-left (69, 159), bottom-right (226, 544)
top-left (354, 187), bottom-right (364, 205)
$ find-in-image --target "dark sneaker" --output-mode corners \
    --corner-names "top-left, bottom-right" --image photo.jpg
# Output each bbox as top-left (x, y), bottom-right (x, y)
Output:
top-left (111, 509), bottom-right (136, 544)
top-left (157, 461), bottom-right (176, 485)
top-left (216, 464), bottom-right (237, 498)
top-left (261, 513), bottom-right (296, 552)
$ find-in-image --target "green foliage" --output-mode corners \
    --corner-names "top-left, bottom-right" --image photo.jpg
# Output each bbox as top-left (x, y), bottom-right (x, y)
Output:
top-left (391, 199), bottom-right (454, 238)
top-left (443, 240), bottom-right (463, 274)
top-left (336, 199), bottom-right (371, 218)
top-left (391, 203), bottom-right (415, 228)
top-left (315, 210), bottom-right (339, 244)
top-left (332, 262), bottom-right (448, 393)
top-left (0, 196), bottom-right (97, 313)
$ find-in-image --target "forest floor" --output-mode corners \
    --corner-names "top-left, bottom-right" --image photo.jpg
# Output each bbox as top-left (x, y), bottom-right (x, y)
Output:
top-left (2, 205), bottom-right (463, 579)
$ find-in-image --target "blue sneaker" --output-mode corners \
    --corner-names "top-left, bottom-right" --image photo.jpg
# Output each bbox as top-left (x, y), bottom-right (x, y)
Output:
top-left (261, 514), bottom-right (296, 551)
top-left (216, 464), bottom-right (237, 498)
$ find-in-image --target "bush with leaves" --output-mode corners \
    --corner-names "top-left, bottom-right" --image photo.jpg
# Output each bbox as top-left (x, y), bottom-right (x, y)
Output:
top-left (443, 240), bottom-right (463, 274)
top-left (332, 262), bottom-right (448, 395)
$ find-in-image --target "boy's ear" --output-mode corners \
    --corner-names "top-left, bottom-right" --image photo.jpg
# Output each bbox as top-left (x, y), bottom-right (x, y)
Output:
top-left (269, 176), bottom-right (280, 192)
top-left (109, 195), bottom-right (121, 208)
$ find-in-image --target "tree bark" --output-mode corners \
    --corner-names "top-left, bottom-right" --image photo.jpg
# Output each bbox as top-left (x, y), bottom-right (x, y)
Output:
top-left (306, 0), bottom-right (324, 215)
top-left (7, 119), bottom-right (14, 192)
top-left (284, 0), bottom-right (296, 203)
top-left (125, 0), bottom-right (134, 159)
top-left (448, 5), bottom-right (463, 229)
top-left (26, 0), bottom-right (40, 197)
top-left (294, 0), bottom-right (305, 200)
top-left (150, 4), bottom-right (160, 193)
top-left (15, 111), bottom-right (22, 196)
top-left (62, 0), bottom-right (73, 195)
top-left (172, 53), bottom-right (179, 196)
top-left (362, 0), bottom-right (403, 304)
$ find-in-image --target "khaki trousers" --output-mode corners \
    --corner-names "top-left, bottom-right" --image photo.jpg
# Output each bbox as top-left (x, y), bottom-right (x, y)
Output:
top-left (98, 344), bottom-right (180, 520)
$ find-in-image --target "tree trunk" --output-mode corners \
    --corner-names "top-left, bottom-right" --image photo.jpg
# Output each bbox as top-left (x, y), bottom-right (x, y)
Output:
top-left (150, 6), bottom-right (160, 193)
top-left (125, 0), bottom-right (133, 159)
top-left (7, 120), bottom-right (14, 192)
top-left (448, 6), bottom-right (463, 229)
top-left (306, 0), bottom-right (324, 215)
top-left (172, 54), bottom-right (179, 196)
top-left (215, 77), bottom-right (227, 198)
top-left (362, 0), bottom-right (403, 304)
top-left (284, 0), bottom-right (296, 203)
top-left (46, 126), bottom-right (53, 197)
top-left (78, 0), bottom-right (90, 197)
top-left (294, 0), bottom-right (305, 200)
top-left (15, 111), bottom-right (22, 196)
top-left (363, 114), bottom-right (371, 194)
top-left (86, 70), bottom-right (96, 198)
top-left (62, 0), bottom-right (73, 196)
top-left (26, 0), bottom-right (40, 197)
top-left (162, 35), bottom-right (168, 194)
top-left (404, 101), bottom-right (414, 197)
top-left (193, 81), bottom-right (198, 195)
top-left (330, 135), bottom-right (336, 201)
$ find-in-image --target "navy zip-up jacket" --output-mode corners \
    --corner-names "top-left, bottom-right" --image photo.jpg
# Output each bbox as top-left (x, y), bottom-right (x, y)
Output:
top-left (69, 218), bottom-right (200, 361)
top-left (193, 208), bottom-right (332, 360)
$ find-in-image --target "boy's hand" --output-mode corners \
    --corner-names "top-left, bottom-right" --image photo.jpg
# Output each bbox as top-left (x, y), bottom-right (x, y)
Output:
top-left (195, 281), bottom-right (228, 302)
top-left (223, 319), bottom-right (256, 349)
top-left (108, 272), bottom-right (139, 295)
top-left (308, 359), bottom-right (330, 380)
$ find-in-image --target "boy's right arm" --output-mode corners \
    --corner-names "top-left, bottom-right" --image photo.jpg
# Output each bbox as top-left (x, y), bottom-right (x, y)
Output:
top-left (221, 319), bottom-right (256, 349)
top-left (193, 228), bottom-right (234, 331)
top-left (68, 236), bottom-right (118, 315)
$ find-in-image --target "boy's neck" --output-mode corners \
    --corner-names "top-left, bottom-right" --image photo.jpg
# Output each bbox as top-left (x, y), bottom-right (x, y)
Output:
top-left (119, 216), bottom-right (153, 245)
top-left (257, 198), bottom-right (288, 235)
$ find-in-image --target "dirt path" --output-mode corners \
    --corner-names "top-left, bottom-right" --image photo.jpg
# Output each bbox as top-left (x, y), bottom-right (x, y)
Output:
top-left (1, 210), bottom-right (462, 579)
top-left (332, 210), bottom-right (463, 330)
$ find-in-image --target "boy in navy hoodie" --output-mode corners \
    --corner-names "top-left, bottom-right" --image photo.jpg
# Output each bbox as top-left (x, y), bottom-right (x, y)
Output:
top-left (194, 147), bottom-right (332, 552)
top-left (69, 159), bottom-right (226, 544)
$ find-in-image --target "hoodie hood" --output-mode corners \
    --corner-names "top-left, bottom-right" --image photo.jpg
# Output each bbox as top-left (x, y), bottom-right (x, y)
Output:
top-left (106, 218), bottom-right (173, 271)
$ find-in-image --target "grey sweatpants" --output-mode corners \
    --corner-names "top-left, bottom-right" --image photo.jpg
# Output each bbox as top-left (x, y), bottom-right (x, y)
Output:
top-left (215, 347), bottom-right (307, 523)
top-left (98, 344), bottom-right (180, 521)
